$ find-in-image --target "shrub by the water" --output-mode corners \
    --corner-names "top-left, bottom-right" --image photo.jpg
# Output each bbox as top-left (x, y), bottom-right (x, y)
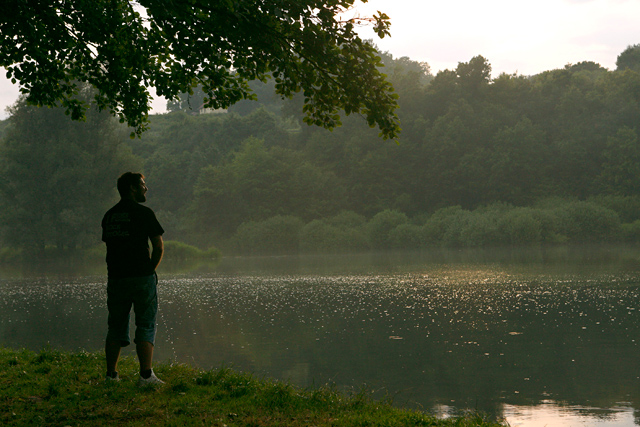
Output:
top-left (552, 200), bottom-right (621, 242)
top-left (0, 247), bottom-right (23, 263)
top-left (300, 219), bottom-right (345, 253)
top-left (163, 240), bottom-right (221, 261)
top-left (621, 220), bottom-right (640, 242)
top-left (224, 198), bottom-right (630, 254)
top-left (498, 208), bottom-right (543, 245)
top-left (366, 210), bottom-right (409, 249)
top-left (589, 194), bottom-right (640, 224)
top-left (389, 223), bottom-right (424, 249)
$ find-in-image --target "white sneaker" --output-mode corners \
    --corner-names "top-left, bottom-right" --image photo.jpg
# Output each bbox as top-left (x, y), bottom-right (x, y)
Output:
top-left (137, 370), bottom-right (165, 387)
top-left (105, 373), bottom-right (120, 383)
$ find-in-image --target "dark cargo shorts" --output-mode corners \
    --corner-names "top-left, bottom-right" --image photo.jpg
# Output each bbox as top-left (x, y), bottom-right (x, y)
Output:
top-left (106, 273), bottom-right (158, 347)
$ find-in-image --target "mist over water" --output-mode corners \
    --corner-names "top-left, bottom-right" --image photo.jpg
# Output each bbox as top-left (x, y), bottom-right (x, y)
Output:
top-left (2, 246), bottom-right (640, 426)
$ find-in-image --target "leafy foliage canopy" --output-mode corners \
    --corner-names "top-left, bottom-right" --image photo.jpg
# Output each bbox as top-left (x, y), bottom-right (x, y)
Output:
top-left (0, 0), bottom-right (400, 138)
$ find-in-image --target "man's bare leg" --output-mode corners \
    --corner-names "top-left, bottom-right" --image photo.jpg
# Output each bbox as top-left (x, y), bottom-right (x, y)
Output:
top-left (136, 341), bottom-right (154, 373)
top-left (105, 339), bottom-right (122, 376)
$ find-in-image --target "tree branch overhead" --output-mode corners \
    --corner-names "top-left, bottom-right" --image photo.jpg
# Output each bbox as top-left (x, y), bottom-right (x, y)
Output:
top-left (1, 0), bottom-right (400, 139)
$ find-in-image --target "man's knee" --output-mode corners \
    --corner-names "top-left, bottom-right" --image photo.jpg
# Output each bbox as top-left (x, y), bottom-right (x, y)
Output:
top-left (134, 326), bottom-right (156, 346)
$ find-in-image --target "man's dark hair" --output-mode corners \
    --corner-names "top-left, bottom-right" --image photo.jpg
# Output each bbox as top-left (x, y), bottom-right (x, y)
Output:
top-left (117, 172), bottom-right (144, 198)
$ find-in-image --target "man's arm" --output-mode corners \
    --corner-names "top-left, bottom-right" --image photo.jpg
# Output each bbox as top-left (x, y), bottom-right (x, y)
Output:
top-left (150, 235), bottom-right (164, 271)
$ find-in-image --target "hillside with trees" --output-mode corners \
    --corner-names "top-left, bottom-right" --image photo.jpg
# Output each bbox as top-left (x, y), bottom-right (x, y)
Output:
top-left (3, 45), bottom-right (640, 257)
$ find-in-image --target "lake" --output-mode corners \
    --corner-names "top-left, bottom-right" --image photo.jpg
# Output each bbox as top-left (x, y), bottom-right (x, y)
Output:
top-left (3, 246), bottom-right (640, 426)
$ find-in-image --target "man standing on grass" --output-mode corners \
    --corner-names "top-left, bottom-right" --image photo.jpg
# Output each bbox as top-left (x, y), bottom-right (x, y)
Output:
top-left (102, 172), bottom-right (165, 386)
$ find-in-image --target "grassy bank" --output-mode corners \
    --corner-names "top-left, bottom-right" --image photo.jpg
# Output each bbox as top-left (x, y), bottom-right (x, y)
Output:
top-left (0, 347), bottom-right (504, 427)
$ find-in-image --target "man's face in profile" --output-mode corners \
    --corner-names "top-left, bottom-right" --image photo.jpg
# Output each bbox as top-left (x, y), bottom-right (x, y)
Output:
top-left (132, 178), bottom-right (148, 203)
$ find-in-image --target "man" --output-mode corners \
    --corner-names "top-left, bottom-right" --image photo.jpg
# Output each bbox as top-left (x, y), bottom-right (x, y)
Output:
top-left (101, 172), bottom-right (165, 385)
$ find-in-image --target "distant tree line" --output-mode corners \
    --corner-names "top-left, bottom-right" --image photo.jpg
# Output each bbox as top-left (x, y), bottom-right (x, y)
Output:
top-left (2, 45), bottom-right (640, 257)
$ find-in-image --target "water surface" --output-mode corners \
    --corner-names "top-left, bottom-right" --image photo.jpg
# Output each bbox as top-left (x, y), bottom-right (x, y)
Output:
top-left (2, 247), bottom-right (640, 426)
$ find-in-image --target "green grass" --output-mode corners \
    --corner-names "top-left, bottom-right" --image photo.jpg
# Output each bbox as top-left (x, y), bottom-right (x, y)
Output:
top-left (0, 347), bottom-right (505, 426)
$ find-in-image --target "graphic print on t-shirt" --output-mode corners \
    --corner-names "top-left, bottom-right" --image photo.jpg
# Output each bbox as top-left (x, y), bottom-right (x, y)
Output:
top-left (103, 212), bottom-right (132, 239)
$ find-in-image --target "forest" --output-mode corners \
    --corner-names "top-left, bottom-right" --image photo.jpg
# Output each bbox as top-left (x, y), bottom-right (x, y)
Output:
top-left (2, 45), bottom-right (640, 258)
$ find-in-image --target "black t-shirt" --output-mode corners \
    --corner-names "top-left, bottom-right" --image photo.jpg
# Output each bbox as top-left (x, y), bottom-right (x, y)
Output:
top-left (101, 199), bottom-right (164, 279)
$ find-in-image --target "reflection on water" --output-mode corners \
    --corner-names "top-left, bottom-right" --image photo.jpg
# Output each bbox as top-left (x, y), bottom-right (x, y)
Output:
top-left (2, 247), bottom-right (640, 427)
top-left (503, 402), bottom-right (638, 427)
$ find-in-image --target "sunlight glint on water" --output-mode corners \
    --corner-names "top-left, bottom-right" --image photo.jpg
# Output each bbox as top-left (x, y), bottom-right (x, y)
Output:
top-left (502, 403), bottom-right (637, 427)
top-left (2, 260), bottom-right (640, 426)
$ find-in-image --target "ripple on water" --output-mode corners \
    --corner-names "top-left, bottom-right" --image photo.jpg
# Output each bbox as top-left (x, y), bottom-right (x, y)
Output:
top-left (3, 266), bottom-right (640, 427)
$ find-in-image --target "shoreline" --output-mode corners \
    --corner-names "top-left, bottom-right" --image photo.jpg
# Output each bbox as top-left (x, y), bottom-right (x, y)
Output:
top-left (0, 346), bottom-right (505, 426)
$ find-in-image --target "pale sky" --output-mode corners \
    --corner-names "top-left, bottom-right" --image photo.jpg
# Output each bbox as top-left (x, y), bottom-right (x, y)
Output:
top-left (1, 0), bottom-right (639, 119)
